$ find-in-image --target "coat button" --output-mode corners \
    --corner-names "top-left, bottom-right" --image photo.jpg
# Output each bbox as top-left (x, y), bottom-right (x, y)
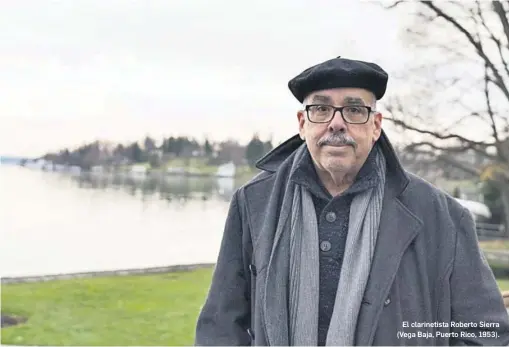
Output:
top-left (325, 211), bottom-right (337, 223)
top-left (320, 240), bottom-right (332, 252)
top-left (249, 264), bottom-right (257, 276)
top-left (384, 297), bottom-right (391, 306)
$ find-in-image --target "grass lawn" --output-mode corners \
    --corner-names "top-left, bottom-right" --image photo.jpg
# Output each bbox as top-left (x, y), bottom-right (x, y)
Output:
top-left (162, 158), bottom-right (218, 174)
top-left (498, 279), bottom-right (509, 291)
top-left (1, 267), bottom-right (214, 346)
top-left (479, 240), bottom-right (509, 251)
top-left (2, 263), bottom-right (509, 346)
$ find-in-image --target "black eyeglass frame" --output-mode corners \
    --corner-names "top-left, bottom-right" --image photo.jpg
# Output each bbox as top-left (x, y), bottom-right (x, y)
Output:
top-left (304, 104), bottom-right (375, 124)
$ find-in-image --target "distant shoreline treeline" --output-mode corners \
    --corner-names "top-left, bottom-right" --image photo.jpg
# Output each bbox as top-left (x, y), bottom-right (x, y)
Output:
top-left (29, 134), bottom-right (274, 170)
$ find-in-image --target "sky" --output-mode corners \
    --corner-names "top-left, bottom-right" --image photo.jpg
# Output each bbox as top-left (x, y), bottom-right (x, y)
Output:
top-left (0, 0), bottom-right (415, 157)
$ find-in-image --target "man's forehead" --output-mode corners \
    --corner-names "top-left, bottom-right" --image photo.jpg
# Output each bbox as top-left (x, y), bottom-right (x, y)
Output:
top-left (306, 89), bottom-right (374, 104)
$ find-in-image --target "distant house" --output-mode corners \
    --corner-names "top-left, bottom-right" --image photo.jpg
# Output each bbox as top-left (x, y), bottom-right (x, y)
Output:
top-left (216, 162), bottom-right (236, 178)
top-left (129, 165), bottom-right (147, 178)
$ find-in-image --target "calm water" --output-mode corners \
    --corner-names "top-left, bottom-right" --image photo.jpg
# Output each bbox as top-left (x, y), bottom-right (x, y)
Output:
top-left (0, 165), bottom-right (245, 278)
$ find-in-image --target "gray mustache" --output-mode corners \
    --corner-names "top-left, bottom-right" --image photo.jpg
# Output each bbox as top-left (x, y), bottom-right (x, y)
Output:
top-left (317, 133), bottom-right (357, 148)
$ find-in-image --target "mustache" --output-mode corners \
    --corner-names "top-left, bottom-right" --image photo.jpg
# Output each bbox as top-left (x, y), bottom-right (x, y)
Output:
top-left (317, 132), bottom-right (357, 148)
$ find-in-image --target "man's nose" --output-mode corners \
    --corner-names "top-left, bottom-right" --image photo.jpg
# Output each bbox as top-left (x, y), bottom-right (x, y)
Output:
top-left (328, 110), bottom-right (347, 133)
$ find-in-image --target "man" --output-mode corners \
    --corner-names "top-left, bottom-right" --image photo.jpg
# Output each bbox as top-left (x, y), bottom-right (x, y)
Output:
top-left (195, 56), bottom-right (509, 346)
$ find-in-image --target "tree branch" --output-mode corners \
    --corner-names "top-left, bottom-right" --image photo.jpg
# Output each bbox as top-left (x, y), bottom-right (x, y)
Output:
top-left (440, 112), bottom-right (485, 133)
top-left (492, 1), bottom-right (509, 51)
top-left (406, 141), bottom-right (498, 161)
top-left (385, 115), bottom-right (497, 147)
top-left (421, 1), bottom-right (509, 100)
top-left (482, 62), bottom-right (509, 165)
top-left (384, 1), bottom-right (509, 185)
top-left (411, 149), bottom-right (482, 177)
top-left (477, 1), bottom-right (509, 79)
top-left (385, 0), bottom-right (405, 9)
top-left (437, 155), bottom-right (482, 178)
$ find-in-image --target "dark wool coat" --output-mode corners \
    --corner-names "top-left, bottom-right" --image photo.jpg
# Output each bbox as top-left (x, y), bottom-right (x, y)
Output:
top-left (195, 131), bottom-right (509, 346)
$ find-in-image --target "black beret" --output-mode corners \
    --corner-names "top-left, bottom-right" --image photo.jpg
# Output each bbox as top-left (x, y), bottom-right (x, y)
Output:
top-left (288, 56), bottom-right (389, 103)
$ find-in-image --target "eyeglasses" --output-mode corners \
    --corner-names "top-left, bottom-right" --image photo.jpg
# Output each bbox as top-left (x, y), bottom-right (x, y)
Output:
top-left (304, 104), bottom-right (374, 124)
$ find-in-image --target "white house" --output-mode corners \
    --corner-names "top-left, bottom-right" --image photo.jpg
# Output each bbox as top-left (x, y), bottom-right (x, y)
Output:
top-left (216, 162), bottom-right (236, 178)
top-left (129, 165), bottom-right (148, 179)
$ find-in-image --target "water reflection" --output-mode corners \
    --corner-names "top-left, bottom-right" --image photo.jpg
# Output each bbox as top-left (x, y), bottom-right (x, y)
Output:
top-left (1, 166), bottom-right (249, 277)
top-left (68, 172), bottom-right (239, 204)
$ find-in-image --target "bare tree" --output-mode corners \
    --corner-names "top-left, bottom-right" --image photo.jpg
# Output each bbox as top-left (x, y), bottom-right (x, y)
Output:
top-left (385, 0), bottom-right (509, 228)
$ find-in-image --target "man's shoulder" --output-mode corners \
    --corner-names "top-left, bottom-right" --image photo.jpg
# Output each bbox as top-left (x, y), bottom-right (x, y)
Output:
top-left (236, 170), bottom-right (277, 197)
top-left (404, 171), bottom-right (468, 219)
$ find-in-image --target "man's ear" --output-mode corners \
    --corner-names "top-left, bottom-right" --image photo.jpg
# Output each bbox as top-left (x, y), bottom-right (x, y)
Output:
top-left (373, 111), bottom-right (383, 141)
top-left (297, 110), bottom-right (306, 140)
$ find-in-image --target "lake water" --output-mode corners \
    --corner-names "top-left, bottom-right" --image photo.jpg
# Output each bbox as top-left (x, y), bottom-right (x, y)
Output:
top-left (0, 165), bottom-right (246, 278)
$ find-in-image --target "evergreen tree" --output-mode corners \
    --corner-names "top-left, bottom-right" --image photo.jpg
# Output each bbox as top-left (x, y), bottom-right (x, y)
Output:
top-left (245, 134), bottom-right (265, 168)
top-left (482, 180), bottom-right (504, 224)
top-left (204, 139), bottom-right (214, 157)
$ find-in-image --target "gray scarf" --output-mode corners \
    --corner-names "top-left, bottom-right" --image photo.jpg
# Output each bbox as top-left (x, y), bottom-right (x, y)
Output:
top-left (264, 144), bottom-right (386, 346)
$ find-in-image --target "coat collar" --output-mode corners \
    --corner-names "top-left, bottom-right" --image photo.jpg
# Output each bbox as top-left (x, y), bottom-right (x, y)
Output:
top-left (255, 130), bottom-right (410, 199)
top-left (257, 130), bottom-right (424, 345)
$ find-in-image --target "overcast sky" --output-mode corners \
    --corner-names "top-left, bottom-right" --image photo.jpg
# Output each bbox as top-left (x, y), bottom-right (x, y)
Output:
top-left (0, 0), bottom-right (414, 156)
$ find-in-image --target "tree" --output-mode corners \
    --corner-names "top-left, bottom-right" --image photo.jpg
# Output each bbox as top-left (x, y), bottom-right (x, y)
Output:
top-left (143, 136), bottom-right (157, 152)
top-left (183, 137), bottom-right (201, 156)
top-left (126, 142), bottom-right (143, 163)
top-left (161, 138), bottom-right (169, 153)
top-left (264, 140), bottom-right (273, 153)
top-left (106, 144), bottom-right (124, 167)
top-left (482, 179), bottom-right (505, 224)
top-left (216, 140), bottom-right (245, 165)
top-left (148, 152), bottom-right (162, 168)
top-left (204, 139), bottom-right (214, 157)
top-left (79, 142), bottom-right (102, 169)
top-left (245, 134), bottom-right (266, 168)
top-left (163, 136), bottom-right (176, 154)
top-left (385, 0), bottom-right (509, 229)
top-left (48, 148), bottom-right (71, 165)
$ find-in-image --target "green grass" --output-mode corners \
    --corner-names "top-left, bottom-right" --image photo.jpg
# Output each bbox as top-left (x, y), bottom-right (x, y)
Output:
top-left (162, 158), bottom-right (214, 173)
top-left (164, 157), bottom-right (208, 167)
top-left (498, 279), bottom-right (509, 291)
top-left (117, 156), bottom-right (261, 178)
top-left (155, 157), bottom-right (259, 176)
top-left (480, 240), bottom-right (509, 251)
top-left (1, 267), bottom-right (214, 346)
top-left (2, 264), bottom-right (509, 346)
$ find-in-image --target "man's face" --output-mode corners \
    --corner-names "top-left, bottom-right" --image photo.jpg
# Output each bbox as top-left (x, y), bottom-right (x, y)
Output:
top-left (297, 87), bottom-right (383, 176)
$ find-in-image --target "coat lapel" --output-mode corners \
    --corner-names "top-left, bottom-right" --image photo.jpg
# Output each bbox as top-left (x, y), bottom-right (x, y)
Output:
top-left (262, 145), bottom-right (309, 346)
top-left (262, 206), bottom-right (291, 346)
top-left (355, 187), bottom-right (423, 346)
top-left (257, 130), bottom-right (424, 346)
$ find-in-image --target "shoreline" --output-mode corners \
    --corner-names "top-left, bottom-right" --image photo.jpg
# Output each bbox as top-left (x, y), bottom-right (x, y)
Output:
top-left (14, 159), bottom-right (259, 179)
top-left (3, 250), bottom-right (507, 285)
top-left (1, 263), bottom-right (215, 284)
